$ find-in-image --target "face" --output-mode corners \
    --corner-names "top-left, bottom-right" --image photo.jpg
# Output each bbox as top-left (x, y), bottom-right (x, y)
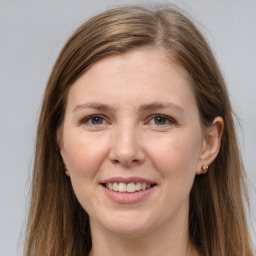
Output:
top-left (59, 48), bottom-right (207, 238)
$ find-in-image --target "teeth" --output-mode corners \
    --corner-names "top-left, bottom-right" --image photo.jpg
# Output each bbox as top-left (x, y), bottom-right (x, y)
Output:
top-left (113, 182), bottom-right (118, 192)
top-left (105, 182), bottom-right (153, 193)
top-left (108, 183), bottom-right (113, 190)
top-left (119, 182), bottom-right (126, 192)
top-left (127, 182), bottom-right (135, 193)
top-left (135, 182), bottom-right (141, 191)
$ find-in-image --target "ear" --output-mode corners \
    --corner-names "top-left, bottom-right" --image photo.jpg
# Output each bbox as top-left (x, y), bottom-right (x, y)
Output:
top-left (196, 116), bottom-right (224, 175)
top-left (56, 128), bottom-right (70, 177)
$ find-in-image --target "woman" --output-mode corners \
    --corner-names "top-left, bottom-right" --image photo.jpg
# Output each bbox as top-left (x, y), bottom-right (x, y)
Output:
top-left (24, 5), bottom-right (254, 256)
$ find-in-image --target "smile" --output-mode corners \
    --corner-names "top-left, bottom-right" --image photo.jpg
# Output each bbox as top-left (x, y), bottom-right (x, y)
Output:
top-left (101, 180), bottom-right (157, 204)
top-left (103, 182), bottom-right (155, 193)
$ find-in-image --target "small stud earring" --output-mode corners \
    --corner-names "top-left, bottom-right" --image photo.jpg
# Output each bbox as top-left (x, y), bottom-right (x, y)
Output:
top-left (202, 165), bottom-right (208, 173)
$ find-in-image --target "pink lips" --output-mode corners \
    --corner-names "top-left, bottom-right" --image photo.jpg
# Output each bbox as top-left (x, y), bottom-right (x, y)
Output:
top-left (101, 176), bottom-right (157, 204)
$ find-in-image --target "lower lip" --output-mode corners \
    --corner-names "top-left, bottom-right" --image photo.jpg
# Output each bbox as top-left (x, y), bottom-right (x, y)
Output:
top-left (102, 185), bottom-right (156, 204)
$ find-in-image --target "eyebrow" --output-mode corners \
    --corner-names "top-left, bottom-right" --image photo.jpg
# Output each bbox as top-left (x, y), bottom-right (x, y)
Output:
top-left (72, 101), bottom-right (184, 113)
top-left (73, 102), bottom-right (114, 112)
top-left (139, 102), bottom-right (184, 113)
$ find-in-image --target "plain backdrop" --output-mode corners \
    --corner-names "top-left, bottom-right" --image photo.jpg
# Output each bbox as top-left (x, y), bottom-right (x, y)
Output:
top-left (0, 0), bottom-right (255, 255)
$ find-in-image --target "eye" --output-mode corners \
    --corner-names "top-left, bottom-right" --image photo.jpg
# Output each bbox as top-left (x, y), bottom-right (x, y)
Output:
top-left (90, 116), bottom-right (104, 125)
top-left (148, 114), bottom-right (175, 126)
top-left (80, 115), bottom-right (107, 126)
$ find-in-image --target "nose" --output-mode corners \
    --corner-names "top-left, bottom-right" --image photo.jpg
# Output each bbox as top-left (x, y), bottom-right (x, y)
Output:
top-left (109, 124), bottom-right (145, 167)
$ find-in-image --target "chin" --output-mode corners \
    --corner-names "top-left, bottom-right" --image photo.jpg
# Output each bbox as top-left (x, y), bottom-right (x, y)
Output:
top-left (91, 210), bottom-right (157, 238)
top-left (106, 222), bottom-right (153, 238)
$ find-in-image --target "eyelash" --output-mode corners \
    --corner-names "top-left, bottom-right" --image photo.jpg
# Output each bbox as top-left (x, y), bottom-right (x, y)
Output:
top-left (147, 114), bottom-right (176, 126)
top-left (79, 114), bottom-right (176, 127)
top-left (80, 115), bottom-right (107, 126)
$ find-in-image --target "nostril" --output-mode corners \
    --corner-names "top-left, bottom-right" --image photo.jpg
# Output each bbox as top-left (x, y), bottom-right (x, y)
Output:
top-left (110, 155), bottom-right (143, 165)
top-left (111, 159), bottom-right (142, 167)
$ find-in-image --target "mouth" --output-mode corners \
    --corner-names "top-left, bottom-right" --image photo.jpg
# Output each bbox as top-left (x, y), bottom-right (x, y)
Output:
top-left (101, 182), bottom-right (157, 193)
top-left (100, 177), bottom-right (157, 203)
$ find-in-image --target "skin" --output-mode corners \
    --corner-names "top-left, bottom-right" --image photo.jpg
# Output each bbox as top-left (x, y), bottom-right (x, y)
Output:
top-left (58, 48), bottom-right (223, 256)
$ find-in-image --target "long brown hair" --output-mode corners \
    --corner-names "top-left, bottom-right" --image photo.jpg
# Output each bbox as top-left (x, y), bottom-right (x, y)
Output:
top-left (24, 5), bottom-right (254, 256)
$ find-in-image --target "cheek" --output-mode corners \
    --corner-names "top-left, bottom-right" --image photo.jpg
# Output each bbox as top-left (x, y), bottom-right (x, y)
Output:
top-left (62, 133), bottom-right (111, 212)
top-left (148, 130), bottom-right (202, 184)
top-left (62, 132), bottom-right (110, 178)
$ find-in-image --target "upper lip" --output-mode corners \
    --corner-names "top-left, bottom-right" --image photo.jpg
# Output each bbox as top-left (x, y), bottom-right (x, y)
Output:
top-left (101, 176), bottom-right (157, 184)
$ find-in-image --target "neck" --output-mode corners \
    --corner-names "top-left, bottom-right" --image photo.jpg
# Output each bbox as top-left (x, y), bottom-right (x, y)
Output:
top-left (88, 203), bottom-right (199, 256)
top-left (89, 230), bottom-right (196, 256)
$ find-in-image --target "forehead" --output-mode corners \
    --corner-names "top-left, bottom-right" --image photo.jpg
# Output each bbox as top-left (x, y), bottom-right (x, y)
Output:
top-left (81, 48), bottom-right (190, 84)
top-left (66, 48), bottom-right (196, 112)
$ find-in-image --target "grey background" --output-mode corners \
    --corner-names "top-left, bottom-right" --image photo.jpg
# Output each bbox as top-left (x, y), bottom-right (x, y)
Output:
top-left (0, 0), bottom-right (255, 255)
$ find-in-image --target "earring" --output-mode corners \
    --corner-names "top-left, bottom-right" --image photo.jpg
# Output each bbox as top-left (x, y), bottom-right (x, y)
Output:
top-left (202, 165), bottom-right (208, 173)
